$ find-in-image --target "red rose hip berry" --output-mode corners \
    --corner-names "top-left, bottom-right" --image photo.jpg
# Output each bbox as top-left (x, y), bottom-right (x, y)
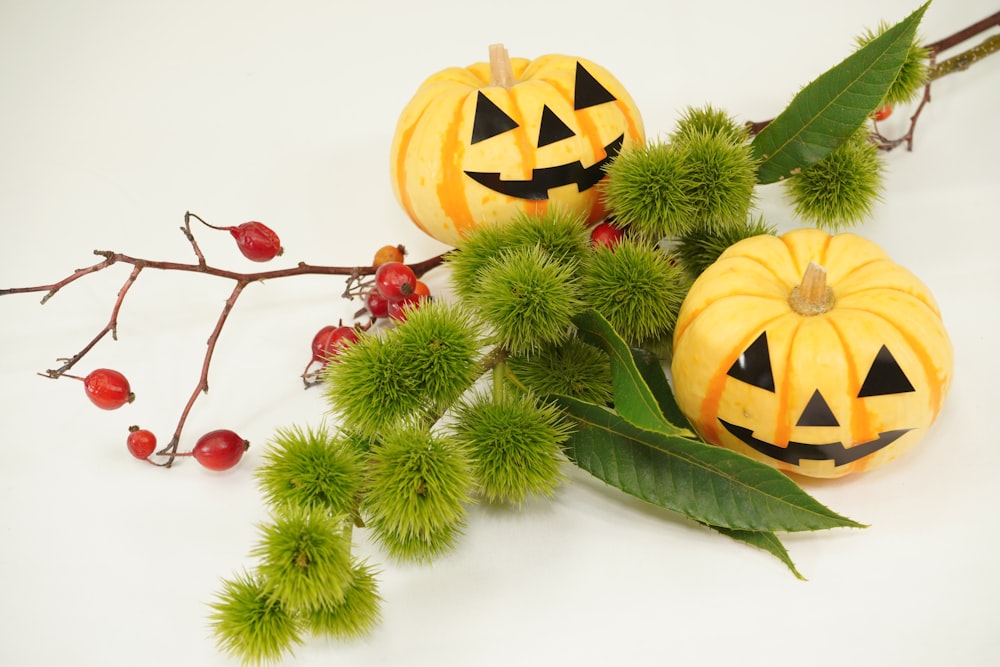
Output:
top-left (311, 325), bottom-right (359, 365)
top-left (192, 429), bottom-right (249, 471)
top-left (872, 105), bottom-right (893, 122)
top-left (374, 261), bottom-right (417, 301)
top-left (191, 213), bottom-right (283, 262)
top-left (228, 221), bottom-right (283, 262)
top-left (81, 368), bottom-right (134, 410)
top-left (126, 426), bottom-right (157, 460)
top-left (590, 220), bottom-right (625, 249)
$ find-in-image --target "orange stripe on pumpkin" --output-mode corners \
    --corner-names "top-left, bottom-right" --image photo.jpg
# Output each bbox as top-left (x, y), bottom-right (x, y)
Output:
top-left (827, 318), bottom-right (874, 442)
top-left (436, 101), bottom-right (473, 237)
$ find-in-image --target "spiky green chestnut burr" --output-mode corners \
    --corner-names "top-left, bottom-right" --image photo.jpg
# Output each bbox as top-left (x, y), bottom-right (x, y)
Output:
top-left (447, 208), bottom-right (591, 301)
top-left (390, 299), bottom-right (484, 406)
top-left (302, 559), bottom-right (382, 640)
top-left (469, 245), bottom-right (582, 355)
top-left (601, 140), bottom-right (696, 241)
top-left (451, 390), bottom-right (572, 505)
top-left (671, 104), bottom-right (750, 146)
top-left (251, 508), bottom-right (355, 611)
top-left (363, 425), bottom-right (473, 563)
top-left (506, 336), bottom-right (612, 404)
top-left (255, 424), bottom-right (366, 515)
top-left (785, 129), bottom-right (884, 229)
top-left (580, 238), bottom-right (688, 345)
top-left (672, 128), bottom-right (757, 230)
top-left (208, 570), bottom-right (302, 666)
top-left (322, 331), bottom-right (426, 436)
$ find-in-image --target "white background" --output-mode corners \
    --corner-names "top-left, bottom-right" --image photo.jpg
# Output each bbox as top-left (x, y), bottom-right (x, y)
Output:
top-left (1, 1), bottom-right (998, 665)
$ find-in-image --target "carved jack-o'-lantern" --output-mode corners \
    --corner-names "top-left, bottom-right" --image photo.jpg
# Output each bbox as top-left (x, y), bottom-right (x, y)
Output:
top-left (390, 45), bottom-right (645, 246)
top-left (670, 229), bottom-right (953, 478)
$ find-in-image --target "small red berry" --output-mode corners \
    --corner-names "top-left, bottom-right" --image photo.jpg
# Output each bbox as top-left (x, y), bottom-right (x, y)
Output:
top-left (311, 325), bottom-right (359, 365)
top-left (126, 426), bottom-right (157, 460)
top-left (82, 368), bottom-right (134, 410)
top-left (590, 220), bottom-right (625, 249)
top-left (373, 244), bottom-right (406, 267)
top-left (374, 261), bottom-right (417, 301)
top-left (388, 293), bottom-right (424, 321)
top-left (228, 221), bottom-right (283, 262)
top-left (364, 289), bottom-right (391, 319)
top-left (872, 105), bottom-right (893, 122)
top-left (192, 429), bottom-right (248, 471)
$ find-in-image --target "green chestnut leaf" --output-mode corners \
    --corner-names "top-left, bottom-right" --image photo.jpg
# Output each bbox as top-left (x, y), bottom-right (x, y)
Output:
top-left (558, 394), bottom-right (865, 534)
top-left (707, 525), bottom-right (806, 580)
top-left (751, 2), bottom-right (929, 184)
top-left (572, 310), bottom-right (693, 438)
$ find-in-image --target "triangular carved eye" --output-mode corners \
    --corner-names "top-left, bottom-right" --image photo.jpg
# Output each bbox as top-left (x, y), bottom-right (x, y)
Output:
top-left (471, 92), bottom-right (518, 144)
top-left (727, 331), bottom-right (775, 392)
top-left (797, 390), bottom-right (840, 427)
top-left (858, 345), bottom-right (915, 397)
top-left (574, 62), bottom-right (617, 110)
top-left (537, 105), bottom-right (576, 147)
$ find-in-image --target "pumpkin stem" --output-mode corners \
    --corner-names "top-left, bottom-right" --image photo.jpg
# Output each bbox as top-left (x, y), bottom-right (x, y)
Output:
top-left (789, 261), bottom-right (835, 316)
top-left (489, 43), bottom-right (515, 88)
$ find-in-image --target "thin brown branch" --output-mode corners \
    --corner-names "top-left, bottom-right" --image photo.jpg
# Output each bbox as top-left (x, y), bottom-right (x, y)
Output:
top-left (924, 9), bottom-right (1000, 55)
top-left (42, 265), bottom-right (144, 378)
top-left (155, 280), bottom-right (248, 467)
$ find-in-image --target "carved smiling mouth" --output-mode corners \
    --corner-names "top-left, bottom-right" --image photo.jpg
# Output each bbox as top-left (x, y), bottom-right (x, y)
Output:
top-left (719, 419), bottom-right (913, 467)
top-left (463, 134), bottom-right (624, 201)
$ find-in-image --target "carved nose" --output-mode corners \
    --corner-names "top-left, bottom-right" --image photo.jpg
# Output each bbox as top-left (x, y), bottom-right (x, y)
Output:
top-left (796, 389), bottom-right (840, 427)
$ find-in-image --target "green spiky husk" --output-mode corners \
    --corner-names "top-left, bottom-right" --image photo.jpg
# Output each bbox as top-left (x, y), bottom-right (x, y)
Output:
top-left (363, 425), bottom-right (473, 563)
top-left (251, 508), bottom-right (356, 611)
top-left (469, 245), bottom-right (582, 355)
top-left (391, 299), bottom-right (484, 406)
top-left (451, 390), bottom-right (572, 505)
top-left (785, 129), bottom-right (884, 229)
top-left (580, 238), bottom-right (688, 346)
top-left (255, 424), bottom-right (366, 516)
top-left (446, 208), bottom-right (591, 301)
top-left (671, 104), bottom-right (750, 147)
top-left (302, 559), bottom-right (383, 640)
top-left (601, 140), bottom-right (696, 240)
top-left (322, 331), bottom-right (428, 436)
top-left (506, 336), bottom-right (613, 405)
top-left (208, 570), bottom-right (303, 666)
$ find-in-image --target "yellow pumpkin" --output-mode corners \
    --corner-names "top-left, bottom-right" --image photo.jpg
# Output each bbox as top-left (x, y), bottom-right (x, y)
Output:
top-left (390, 44), bottom-right (645, 247)
top-left (670, 229), bottom-right (953, 479)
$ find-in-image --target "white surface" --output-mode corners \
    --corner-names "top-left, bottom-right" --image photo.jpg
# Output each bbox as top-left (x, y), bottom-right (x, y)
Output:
top-left (1, 1), bottom-right (998, 665)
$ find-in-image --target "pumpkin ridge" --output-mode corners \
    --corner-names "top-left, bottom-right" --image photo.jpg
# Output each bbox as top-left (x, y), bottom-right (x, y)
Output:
top-left (393, 118), bottom-right (421, 229)
top-left (506, 86), bottom-right (538, 181)
top-left (773, 318), bottom-right (805, 448)
top-left (827, 317), bottom-right (873, 452)
top-left (436, 102), bottom-right (472, 236)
